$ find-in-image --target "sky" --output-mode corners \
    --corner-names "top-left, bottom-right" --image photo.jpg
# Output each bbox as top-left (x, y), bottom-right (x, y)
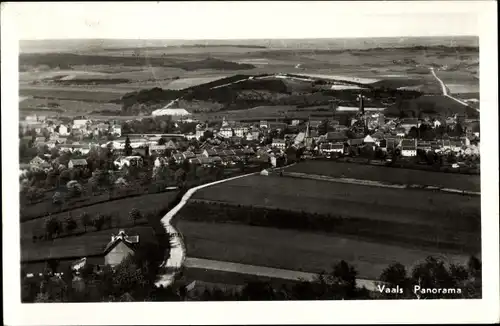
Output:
top-left (4, 1), bottom-right (484, 40)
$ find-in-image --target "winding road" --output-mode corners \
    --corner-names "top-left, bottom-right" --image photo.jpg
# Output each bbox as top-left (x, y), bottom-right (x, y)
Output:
top-left (430, 67), bottom-right (479, 112)
top-left (154, 171), bottom-right (260, 288)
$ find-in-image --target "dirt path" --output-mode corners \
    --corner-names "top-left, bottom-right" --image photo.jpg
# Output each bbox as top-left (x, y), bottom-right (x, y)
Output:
top-left (154, 171), bottom-right (260, 288)
top-left (184, 257), bottom-right (381, 292)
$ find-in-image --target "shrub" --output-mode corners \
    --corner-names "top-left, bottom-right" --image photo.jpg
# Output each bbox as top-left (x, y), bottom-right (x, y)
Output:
top-left (129, 208), bottom-right (142, 226)
top-left (45, 216), bottom-right (61, 239)
top-left (65, 215), bottom-right (78, 233)
top-left (93, 214), bottom-right (105, 231)
top-left (81, 212), bottom-right (91, 232)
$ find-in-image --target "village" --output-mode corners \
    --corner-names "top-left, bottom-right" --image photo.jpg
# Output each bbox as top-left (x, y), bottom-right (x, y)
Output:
top-left (19, 95), bottom-right (481, 193)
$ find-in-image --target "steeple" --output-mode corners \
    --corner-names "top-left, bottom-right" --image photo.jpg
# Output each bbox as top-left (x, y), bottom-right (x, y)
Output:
top-left (358, 94), bottom-right (365, 115)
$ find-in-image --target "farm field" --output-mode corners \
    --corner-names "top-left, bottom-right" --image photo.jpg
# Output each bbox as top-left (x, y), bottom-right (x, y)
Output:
top-left (21, 225), bottom-right (156, 262)
top-left (434, 70), bottom-right (479, 94)
top-left (19, 97), bottom-right (122, 115)
top-left (19, 87), bottom-right (126, 102)
top-left (177, 221), bottom-right (473, 280)
top-left (285, 160), bottom-right (480, 192)
top-left (20, 191), bottom-right (178, 242)
top-left (163, 76), bottom-right (230, 90)
top-left (190, 175), bottom-right (479, 229)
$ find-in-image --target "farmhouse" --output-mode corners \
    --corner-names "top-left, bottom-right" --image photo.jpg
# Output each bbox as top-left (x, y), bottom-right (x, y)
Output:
top-left (68, 159), bottom-right (88, 169)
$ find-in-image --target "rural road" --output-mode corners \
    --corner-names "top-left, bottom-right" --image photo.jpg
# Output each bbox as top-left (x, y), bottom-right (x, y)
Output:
top-left (429, 67), bottom-right (479, 112)
top-left (155, 164), bottom-right (296, 288)
top-left (154, 171), bottom-right (260, 288)
top-left (184, 257), bottom-right (381, 292)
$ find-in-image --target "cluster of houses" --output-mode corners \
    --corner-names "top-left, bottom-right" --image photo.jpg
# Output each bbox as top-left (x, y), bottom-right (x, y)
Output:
top-left (20, 107), bottom-right (481, 177)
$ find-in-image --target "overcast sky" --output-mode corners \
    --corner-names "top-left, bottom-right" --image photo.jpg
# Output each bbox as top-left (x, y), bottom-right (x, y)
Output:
top-left (5, 1), bottom-right (485, 40)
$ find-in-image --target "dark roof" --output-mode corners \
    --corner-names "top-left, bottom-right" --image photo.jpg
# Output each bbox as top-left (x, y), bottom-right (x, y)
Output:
top-left (400, 118), bottom-right (418, 125)
top-left (69, 159), bottom-right (88, 165)
top-left (348, 138), bottom-right (364, 146)
top-left (103, 230), bottom-right (140, 255)
top-left (204, 149), bottom-right (217, 156)
top-left (401, 139), bottom-right (416, 147)
top-left (326, 132), bottom-right (347, 141)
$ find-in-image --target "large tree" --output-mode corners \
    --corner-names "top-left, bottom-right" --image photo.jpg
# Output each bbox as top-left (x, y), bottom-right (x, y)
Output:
top-left (124, 136), bottom-right (132, 156)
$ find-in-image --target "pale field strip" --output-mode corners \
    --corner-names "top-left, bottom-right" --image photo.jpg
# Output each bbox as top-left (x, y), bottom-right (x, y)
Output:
top-left (184, 257), bottom-right (381, 292)
top-left (284, 172), bottom-right (481, 196)
top-left (298, 73), bottom-right (381, 84)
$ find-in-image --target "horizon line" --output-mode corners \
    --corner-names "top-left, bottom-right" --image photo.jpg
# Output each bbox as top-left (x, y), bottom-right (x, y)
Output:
top-left (19, 35), bottom-right (479, 42)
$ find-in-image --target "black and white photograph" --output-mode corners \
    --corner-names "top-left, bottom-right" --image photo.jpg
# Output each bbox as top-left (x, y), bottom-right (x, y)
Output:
top-left (2, 1), bottom-right (499, 325)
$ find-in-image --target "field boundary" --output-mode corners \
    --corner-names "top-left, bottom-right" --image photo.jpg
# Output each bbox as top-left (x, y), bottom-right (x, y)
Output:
top-left (184, 257), bottom-right (382, 292)
top-left (282, 171), bottom-right (480, 196)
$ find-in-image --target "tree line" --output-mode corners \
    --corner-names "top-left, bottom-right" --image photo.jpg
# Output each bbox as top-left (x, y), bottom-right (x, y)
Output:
top-left (180, 201), bottom-right (480, 253)
top-left (21, 253), bottom-right (481, 302)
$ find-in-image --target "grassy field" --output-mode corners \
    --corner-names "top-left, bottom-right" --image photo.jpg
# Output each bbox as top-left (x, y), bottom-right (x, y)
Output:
top-left (285, 161), bottom-right (480, 192)
top-left (435, 70), bottom-right (479, 94)
top-left (21, 225), bottom-right (156, 262)
top-left (177, 221), bottom-right (473, 280)
top-left (19, 97), bottom-right (122, 114)
top-left (190, 175), bottom-right (479, 227)
top-left (20, 191), bottom-right (178, 242)
top-left (19, 87), bottom-right (126, 102)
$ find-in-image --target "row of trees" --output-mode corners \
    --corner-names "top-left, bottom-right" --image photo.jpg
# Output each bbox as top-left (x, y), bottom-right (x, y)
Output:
top-left (33, 208), bottom-right (145, 242)
top-left (21, 254), bottom-right (482, 302)
top-left (180, 202), bottom-right (479, 253)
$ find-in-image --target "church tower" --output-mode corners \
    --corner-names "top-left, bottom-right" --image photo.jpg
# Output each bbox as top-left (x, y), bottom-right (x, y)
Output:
top-left (358, 94), bottom-right (365, 115)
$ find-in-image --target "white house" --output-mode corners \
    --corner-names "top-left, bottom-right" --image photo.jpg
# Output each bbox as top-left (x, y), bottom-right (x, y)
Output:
top-left (68, 159), bottom-right (88, 169)
top-left (400, 139), bottom-right (417, 157)
top-left (363, 135), bottom-right (376, 144)
top-left (195, 129), bottom-right (205, 140)
top-left (246, 131), bottom-right (260, 141)
top-left (114, 156), bottom-right (143, 169)
top-left (271, 139), bottom-right (286, 150)
top-left (59, 125), bottom-right (70, 136)
top-left (319, 142), bottom-right (344, 154)
top-left (218, 127), bottom-right (233, 138)
top-left (72, 119), bottom-right (90, 129)
top-left (154, 157), bottom-right (168, 168)
top-left (111, 125), bottom-right (122, 137)
top-left (233, 126), bottom-right (249, 138)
